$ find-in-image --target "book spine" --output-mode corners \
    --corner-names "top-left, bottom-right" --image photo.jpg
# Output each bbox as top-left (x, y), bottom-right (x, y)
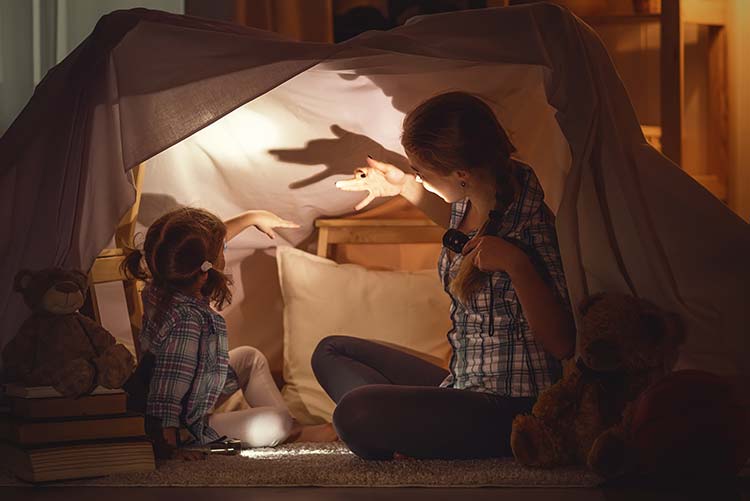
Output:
top-left (1, 440), bottom-right (156, 483)
top-left (3, 416), bottom-right (146, 445)
top-left (11, 395), bottom-right (127, 419)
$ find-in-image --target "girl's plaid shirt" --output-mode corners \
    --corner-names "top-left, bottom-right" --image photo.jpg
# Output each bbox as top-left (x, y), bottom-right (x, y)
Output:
top-left (139, 285), bottom-right (239, 444)
top-left (438, 162), bottom-right (570, 398)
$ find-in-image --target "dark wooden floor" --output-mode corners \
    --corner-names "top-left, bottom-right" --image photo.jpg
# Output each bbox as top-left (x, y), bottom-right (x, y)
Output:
top-left (2, 482), bottom-right (749, 501)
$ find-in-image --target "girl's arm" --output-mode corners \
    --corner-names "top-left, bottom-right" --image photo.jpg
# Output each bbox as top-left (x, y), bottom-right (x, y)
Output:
top-left (464, 237), bottom-right (576, 360)
top-left (146, 311), bottom-right (209, 461)
top-left (147, 310), bottom-right (201, 434)
top-left (224, 210), bottom-right (300, 242)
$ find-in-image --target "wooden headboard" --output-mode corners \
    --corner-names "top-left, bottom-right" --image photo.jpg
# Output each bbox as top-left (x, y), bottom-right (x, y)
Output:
top-left (315, 218), bottom-right (444, 259)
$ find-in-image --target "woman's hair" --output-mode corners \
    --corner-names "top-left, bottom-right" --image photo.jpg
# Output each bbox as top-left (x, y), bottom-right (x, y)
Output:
top-left (401, 91), bottom-right (518, 305)
top-left (122, 207), bottom-right (232, 311)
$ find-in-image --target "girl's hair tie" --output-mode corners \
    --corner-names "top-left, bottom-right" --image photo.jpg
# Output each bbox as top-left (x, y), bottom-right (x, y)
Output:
top-left (200, 261), bottom-right (213, 272)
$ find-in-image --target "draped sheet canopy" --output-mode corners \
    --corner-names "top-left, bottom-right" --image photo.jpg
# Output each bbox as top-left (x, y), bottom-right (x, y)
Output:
top-left (1, 4), bottom-right (747, 401)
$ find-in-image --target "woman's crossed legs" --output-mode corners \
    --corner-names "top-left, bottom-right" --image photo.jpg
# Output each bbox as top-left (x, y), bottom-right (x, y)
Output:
top-left (312, 335), bottom-right (534, 459)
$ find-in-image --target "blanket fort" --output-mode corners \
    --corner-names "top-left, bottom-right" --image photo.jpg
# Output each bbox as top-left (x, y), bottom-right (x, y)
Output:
top-left (1, 3), bottom-right (747, 403)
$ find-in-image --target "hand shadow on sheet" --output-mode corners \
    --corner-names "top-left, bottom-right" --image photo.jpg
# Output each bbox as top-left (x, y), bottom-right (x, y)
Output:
top-left (268, 124), bottom-right (409, 189)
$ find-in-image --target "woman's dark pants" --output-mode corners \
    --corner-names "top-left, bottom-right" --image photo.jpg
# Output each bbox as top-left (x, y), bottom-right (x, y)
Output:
top-left (312, 335), bottom-right (535, 460)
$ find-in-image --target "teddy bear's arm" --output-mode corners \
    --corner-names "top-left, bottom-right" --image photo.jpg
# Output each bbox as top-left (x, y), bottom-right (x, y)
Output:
top-left (532, 369), bottom-right (580, 420)
top-left (76, 314), bottom-right (116, 353)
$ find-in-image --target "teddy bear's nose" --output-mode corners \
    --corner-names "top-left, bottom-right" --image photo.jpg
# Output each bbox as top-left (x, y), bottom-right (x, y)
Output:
top-left (55, 281), bottom-right (79, 294)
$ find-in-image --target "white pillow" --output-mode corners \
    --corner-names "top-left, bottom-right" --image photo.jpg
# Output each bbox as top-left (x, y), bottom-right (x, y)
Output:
top-left (276, 246), bottom-right (453, 424)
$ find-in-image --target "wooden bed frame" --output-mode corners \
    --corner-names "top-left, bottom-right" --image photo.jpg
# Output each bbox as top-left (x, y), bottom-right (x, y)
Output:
top-left (88, 163), bottom-right (443, 361)
top-left (315, 218), bottom-right (443, 258)
top-left (89, 164), bottom-right (145, 359)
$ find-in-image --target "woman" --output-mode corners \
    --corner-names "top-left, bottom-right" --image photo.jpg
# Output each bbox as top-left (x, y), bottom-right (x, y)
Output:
top-left (312, 91), bottom-right (575, 460)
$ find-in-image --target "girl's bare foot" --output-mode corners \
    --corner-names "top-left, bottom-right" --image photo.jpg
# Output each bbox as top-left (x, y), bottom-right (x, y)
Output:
top-left (286, 422), bottom-right (338, 443)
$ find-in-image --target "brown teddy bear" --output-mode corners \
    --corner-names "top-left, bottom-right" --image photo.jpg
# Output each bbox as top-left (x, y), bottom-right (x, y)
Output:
top-left (2, 268), bottom-right (136, 398)
top-left (510, 292), bottom-right (684, 478)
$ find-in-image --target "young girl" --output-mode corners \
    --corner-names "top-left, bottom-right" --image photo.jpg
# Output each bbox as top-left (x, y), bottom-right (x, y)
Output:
top-left (124, 207), bottom-right (336, 459)
top-left (317, 91), bottom-right (576, 460)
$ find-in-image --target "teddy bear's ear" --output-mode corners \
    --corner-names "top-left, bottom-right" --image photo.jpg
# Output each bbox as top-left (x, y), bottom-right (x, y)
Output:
top-left (13, 270), bottom-right (34, 293)
top-left (578, 292), bottom-right (606, 317)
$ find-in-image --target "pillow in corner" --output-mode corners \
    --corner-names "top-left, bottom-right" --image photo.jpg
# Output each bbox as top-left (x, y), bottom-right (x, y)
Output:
top-left (276, 246), bottom-right (452, 424)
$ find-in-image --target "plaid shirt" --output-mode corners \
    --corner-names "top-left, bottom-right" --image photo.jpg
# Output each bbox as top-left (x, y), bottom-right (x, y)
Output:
top-left (438, 163), bottom-right (570, 397)
top-left (140, 285), bottom-right (239, 444)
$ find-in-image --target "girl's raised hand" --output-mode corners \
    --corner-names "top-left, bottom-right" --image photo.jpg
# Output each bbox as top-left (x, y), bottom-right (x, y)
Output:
top-left (336, 157), bottom-right (411, 211)
top-left (250, 210), bottom-right (300, 239)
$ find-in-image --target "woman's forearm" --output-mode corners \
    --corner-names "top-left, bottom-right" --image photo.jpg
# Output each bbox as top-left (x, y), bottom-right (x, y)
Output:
top-left (509, 258), bottom-right (575, 360)
top-left (399, 175), bottom-right (451, 229)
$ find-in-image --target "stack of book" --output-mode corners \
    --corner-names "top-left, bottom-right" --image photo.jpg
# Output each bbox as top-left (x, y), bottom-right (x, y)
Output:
top-left (0, 383), bottom-right (155, 483)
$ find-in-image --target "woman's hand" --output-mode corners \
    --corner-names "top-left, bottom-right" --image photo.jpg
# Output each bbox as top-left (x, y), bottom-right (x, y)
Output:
top-left (335, 157), bottom-right (415, 211)
top-left (462, 235), bottom-right (530, 276)
top-left (247, 210), bottom-right (300, 239)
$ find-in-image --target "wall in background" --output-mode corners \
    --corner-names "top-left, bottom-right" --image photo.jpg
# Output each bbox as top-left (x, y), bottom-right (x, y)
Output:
top-left (0, 1), bottom-right (34, 134)
top-left (554, 0), bottom-right (748, 220)
top-left (63, 0), bottom-right (183, 50)
top-left (0, 0), bottom-right (183, 133)
top-left (596, 23), bottom-right (661, 128)
top-left (597, 22), bottom-right (709, 178)
top-left (727, 0), bottom-right (750, 221)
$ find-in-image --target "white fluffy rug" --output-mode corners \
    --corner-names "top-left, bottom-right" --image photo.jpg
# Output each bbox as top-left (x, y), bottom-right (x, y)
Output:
top-left (0, 442), bottom-right (602, 487)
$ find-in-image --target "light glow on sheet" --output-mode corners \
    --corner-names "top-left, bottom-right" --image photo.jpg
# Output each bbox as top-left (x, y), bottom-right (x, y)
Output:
top-left (190, 106), bottom-right (282, 158)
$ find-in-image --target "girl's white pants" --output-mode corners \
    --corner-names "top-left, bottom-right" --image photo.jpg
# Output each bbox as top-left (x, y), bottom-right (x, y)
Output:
top-left (209, 346), bottom-right (294, 447)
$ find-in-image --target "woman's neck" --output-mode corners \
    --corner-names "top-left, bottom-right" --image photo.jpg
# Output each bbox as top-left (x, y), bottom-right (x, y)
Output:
top-left (467, 170), bottom-right (498, 225)
top-left (467, 160), bottom-right (520, 223)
